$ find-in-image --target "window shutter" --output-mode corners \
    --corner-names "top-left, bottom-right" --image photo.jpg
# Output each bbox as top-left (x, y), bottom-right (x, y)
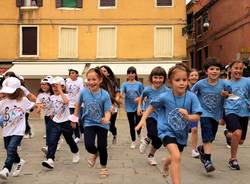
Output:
top-left (37, 0), bottom-right (43, 7)
top-left (16, 0), bottom-right (23, 7)
top-left (56, 0), bottom-right (62, 8)
top-left (76, 0), bottom-right (82, 8)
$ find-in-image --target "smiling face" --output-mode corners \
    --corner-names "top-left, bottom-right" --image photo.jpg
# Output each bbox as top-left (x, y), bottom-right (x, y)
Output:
top-left (230, 62), bottom-right (244, 81)
top-left (152, 75), bottom-right (165, 89)
top-left (206, 66), bottom-right (221, 81)
top-left (40, 83), bottom-right (50, 93)
top-left (69, 70), bottom-right (78, 81)
top-left (86, 71), bottom-right (102, 92)
top-left (100, 67), bottom-right (109, 78)
top-left (169, 69), bottom-right (188, 96)
top-left (189, 70), bottom-right (199, 85)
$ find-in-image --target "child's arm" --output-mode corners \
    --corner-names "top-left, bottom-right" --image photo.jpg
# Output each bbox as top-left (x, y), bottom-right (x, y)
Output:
top-left (70, 103), bottom-right (80, 128)
top-left (137, 96), bottom-right (143, 116)
top-left (178, 108), bottom-right (200, 122)
top-left (101, 110), bottom-right (111, 124)
top-left (57, 84), bottom-right (69, 104)
top-left (135, 105), bottom-right (155, 131)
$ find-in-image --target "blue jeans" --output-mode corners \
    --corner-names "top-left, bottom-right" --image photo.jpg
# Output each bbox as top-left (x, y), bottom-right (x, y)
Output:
top-left (47, 120), bottom-right (79, 160)
top-left (3, 135), bottom-right (23, 171)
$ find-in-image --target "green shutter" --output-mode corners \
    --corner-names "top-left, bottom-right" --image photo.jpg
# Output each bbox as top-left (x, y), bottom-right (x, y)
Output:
top-left (63, 0), bottom-right (77, 8)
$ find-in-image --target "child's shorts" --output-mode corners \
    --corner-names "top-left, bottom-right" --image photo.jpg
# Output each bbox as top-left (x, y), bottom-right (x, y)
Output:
top-left (224, 114), bottom-right (249, 140)
top-left (200, 117), bottom-right (219, 143)
top-left (162, 136), bottom-right (185, 152)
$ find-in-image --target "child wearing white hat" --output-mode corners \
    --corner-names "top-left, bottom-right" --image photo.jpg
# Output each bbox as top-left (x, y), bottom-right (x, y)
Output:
top-left (0, 77), bottom-right (35, 180)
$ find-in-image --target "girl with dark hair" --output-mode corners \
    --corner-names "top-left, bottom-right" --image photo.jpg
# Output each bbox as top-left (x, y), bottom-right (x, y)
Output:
top-left (121, 66), bottom-right (143, 149)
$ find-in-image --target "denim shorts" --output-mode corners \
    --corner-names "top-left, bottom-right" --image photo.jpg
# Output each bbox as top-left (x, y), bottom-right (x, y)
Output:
top-left (200, 117), bottom-right (219, 143)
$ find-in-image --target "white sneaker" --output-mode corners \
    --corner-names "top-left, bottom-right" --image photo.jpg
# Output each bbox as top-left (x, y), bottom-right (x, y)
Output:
top-left (12, 159), bottom-right (25, 177)
top-left (148, 156), bottom-right (157, 166)
top-left (139, 138), bottom-right (150, 153)
top-left (41, 146), bottom-right (48, 155)
top-left (74, 137), bottom-right (80, 144)
top-left (191, 149), bottom-right (200, 158)
top-left (0, 168), bottom-right (9, 180)
top-left (130, 141), bottom-right (136, 149)
top-left (42, 158), bottom-right (54, 169)
top-left (57, 138), bottom-right (64, 150)
top-left (72, 152), bottom-right (80, 163)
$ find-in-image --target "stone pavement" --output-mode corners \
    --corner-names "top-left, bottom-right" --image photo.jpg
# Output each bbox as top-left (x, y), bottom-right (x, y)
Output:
top-left (0, 118), bottom-right (250, 184)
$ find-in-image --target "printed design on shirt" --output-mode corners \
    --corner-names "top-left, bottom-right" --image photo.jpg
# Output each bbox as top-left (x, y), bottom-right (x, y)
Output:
top-left (126, 89), bottom-right (139, 103)
top-left (84, 101), bottom-right (102, 121)
top-left (41, 97), bottom-right (52, 110)
top-left (230, 87), bottom-right (246, 111)
top-left (201, 93), bottom-right (219, 113)
top-left (53, 100), bottom-right (67, 119)
top-left (168, 108), bottom-right (188, 137)
top-left (68, 85), bottom-right (80, 99)
top-left (3, 106), bottom-right (25, 127)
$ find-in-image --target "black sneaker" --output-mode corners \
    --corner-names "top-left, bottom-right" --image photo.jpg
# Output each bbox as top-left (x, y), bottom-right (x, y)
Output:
top-left (204, 160), bottom-right (215, 173)
top-left (197, 145), bottom-right (206, 164)
top-left (228, 159), bottom-right (240, 170)
top-left (224, 129), bottom-right (231, 148)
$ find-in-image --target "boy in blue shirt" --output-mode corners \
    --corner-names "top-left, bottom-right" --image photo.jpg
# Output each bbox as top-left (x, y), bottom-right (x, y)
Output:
top-left (192, 58), bottom-right (229, 173)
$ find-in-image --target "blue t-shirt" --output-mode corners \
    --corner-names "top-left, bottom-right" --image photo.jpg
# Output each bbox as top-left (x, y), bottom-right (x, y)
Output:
top-left (150, 90), bottom-right (202, 145)
top-left (78, 88), bottom-right (112, 130)
top-left (191, 78), bottom-right (228, 121)
top-left (224, 77), bottom-right (250, 117)
top-left (121, 81), bottom-right (144, 112)
top-left (141, 85), bottom-right (169, 120)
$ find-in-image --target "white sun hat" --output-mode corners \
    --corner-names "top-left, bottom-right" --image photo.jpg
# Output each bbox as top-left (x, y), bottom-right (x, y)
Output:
top-left (0, 77), bottom-right (21, 94)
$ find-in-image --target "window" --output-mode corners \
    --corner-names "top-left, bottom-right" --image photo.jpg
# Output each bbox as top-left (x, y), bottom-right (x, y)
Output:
top-left (196, 18), bottom-right (202, 37)
top-left (154, 26), bottom-right (173, 57)
top-left (56, 0), bottom-right (82, 8)
top-left (204, 46), bottom-right (208, 59)
top-left (16, 0), bottom-right (43, 7)
top-left (156, 0), bottom-right (172, 7)
top-left (97, 26), bottom-right (116, 58)
top-left (59, 27), bottom-right (78, 58)
top-left (99, 0), bottom-right (116, 8)
top-left (20, 26), bottom-right (39, 57)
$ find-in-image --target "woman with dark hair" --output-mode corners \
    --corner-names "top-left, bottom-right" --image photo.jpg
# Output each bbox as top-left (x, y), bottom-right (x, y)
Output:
top-left (100, 65), bottom-right (121, 144)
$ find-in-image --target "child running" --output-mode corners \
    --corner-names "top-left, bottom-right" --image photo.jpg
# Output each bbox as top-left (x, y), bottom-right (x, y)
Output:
top-left (136, 63), bottom-right (202, 184)
top-left (42, 76), bottom-right (80, 169)
top-left (188, 69), bottom-right (200, 158)
top-left (36, 77), bottom-right (54, 154)
top-left (70, 68), bottom-right (112, 178)
top-left (121, 66), bottom-right (144, 149)
top-left (136, 66), bottom-right (169, 166)
top-left (0, 77), bottom-right (35, 179)
top-left (223, 60), bottom-right (250, 170)
top-left (191, 58), bottom-right (228, 172)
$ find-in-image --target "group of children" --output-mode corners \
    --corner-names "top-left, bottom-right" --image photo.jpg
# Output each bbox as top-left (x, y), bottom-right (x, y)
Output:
top-left (0, 59), bottom-right (249, 184)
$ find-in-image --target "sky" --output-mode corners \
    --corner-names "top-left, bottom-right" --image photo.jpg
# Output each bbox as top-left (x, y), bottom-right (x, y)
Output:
top-left (186, 0), bottom-right (191, 4)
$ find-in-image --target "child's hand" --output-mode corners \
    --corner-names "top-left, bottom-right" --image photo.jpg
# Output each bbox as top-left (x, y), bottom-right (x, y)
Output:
top-left (101, 117), bottom-right (109, 124)
top-left (70, 121), bottom-right (77, 129)
top-left (137, 107), bottom-right (143, 116)
top-left (135, 120), bottom-right (145, 131)
top-left (178, 108), bottom-right (189, 121)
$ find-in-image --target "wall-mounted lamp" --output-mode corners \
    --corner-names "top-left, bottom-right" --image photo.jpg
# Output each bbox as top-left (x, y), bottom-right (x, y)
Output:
top-left (203, 14), bottom-right (210, 28)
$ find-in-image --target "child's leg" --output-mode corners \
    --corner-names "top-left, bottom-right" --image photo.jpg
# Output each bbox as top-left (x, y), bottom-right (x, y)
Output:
top-left (147, 118), bottom-right (162, 156)
top-left (166, 144), bottom-right (181, 184)
top-left (62, 121), bottom-right (79, 154)
top-left (3, 136), bottom-right (23, 172)
top-left (46, 121), bottom-right (61, 160)
top-left (126, 112), bottom-right (136, 141)
top-left (96, 127), bottom-right (108, 167)
top-left (84, 126), bottom-right (98, 155)
top-left (135, 111), bottom-right (142, 136)
top-left (109, 112), bottom-right (118, 137)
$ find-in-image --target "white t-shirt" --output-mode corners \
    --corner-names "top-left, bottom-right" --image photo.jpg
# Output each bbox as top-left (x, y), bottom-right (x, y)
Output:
top-left (50, 94), bottom-right (70, 123)
top-left (36, 92), bottom-right (54, 116)
top-left (66, 77), bottom-right (83, 108)
top-left (0, 97), bottom-right (35, 137)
